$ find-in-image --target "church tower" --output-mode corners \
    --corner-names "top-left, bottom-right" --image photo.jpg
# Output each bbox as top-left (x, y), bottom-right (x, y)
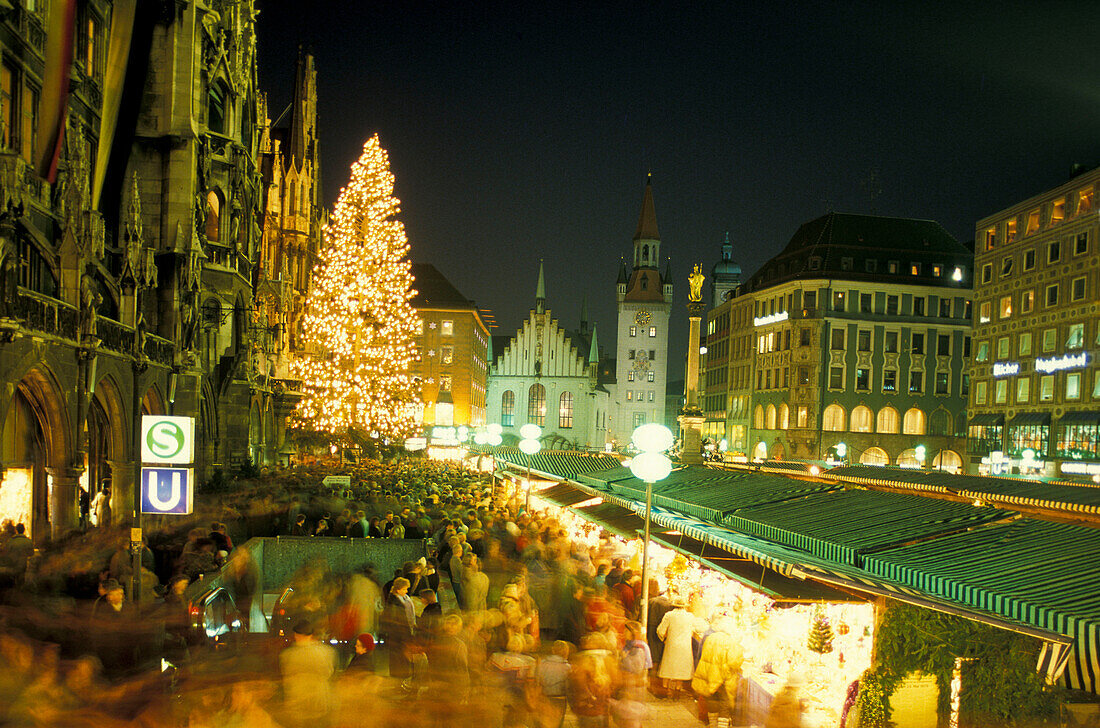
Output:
top-left (612, 176), bottom-right (673, 444)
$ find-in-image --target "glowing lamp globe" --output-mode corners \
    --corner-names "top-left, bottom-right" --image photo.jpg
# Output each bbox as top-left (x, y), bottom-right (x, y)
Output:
top-left (473, 432), bottom-right (487, 445)
top-left (631, 423), bottom-right (674, 454)
top-left (520, 424), bottom-right (542, 440)
top-left (487, 433), bottom-right (502, 446)
top-left (519, 438), bottom-right (541, 456)
top-left (487, 423), bottom-right (503, 436)
top-left (630, 451), bottom-right (672, 482)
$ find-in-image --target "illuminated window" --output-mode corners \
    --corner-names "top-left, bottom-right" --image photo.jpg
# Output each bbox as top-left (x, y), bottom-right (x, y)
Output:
top-left (84, 15), bottom-right (98, 77)
top-left (648, 391), bottom-right (654, 402)
top-left (204, 190), bottom-right (221, 241)
top-left (932, 264), bottom-right (943, 277)
top-left (822, 404), bottom-right (846, 431)
top-left (1048, 240), bottom-right (1061, 263)
top-left (1078, 188), bottom-right (1093, 215)
top-left (1067, 323), bottom-right (1085, 349)
top-left (995, 379), bottom-right (1007, 404)
top-left (850, 405), bottom-right (873, 432)
top-left (649, 326), bottom-right (656, 337)
top-left (883, 369), bottom-right (897, 392)
top-left (1016, 377), bottom-right (1030, 404)
top-left (441, 320), bottom-right (454, 336)
top-left (975, 380), bottom-right (988, 405)
top-left (796, 406), bottom-right (809, 429)
top-left (903, 408), bottom-right (926, 435)
top-left (834, 291), bottom-right (846, 310)
top-left (910, 262), bottom-right (921, 276)
top-left (1006, 219), bottom-right (1017, 242)
top-left (647, 371), bottom-right (654, 382)
top-left (753, 405), bottom-right (764, 429)
top-left (909, 370), bottom-right (924, 394)
top-left (1076, 232), bottom-right (1089, 255)
top-left (1046, 284), bottom-right (1059, 307)
top-left (527, 384), bottom-right (546, 426)
top-left (441, 346), bottom-right (453, 365)
top-left (1025, 209), bottom-right (1040, 235)
top-left (888, 260), bottom-right (899, 274)
top-left (630, 326), bottom-right (637, 337)
top-left (983, 227), bottom-right (996, 250)
top-left (0, 62), bottom-right (13, 149)
top-left (1072, 276), bottom-right (1086, 301)
top-left (876, 406), bottom-right (899, 434)
top-left (975, 341), bottom-right (989, 362)
top-left (1042, 328), bottom-right (1057, 352)
top-left (765, 404), bottom-right (777, 430)
top-left (1051, 198), bottom-right (1065, 225)
top-left (1021, 290), bottom-right (1034, 314)
top-left (626, 391), bottom-right (633, 402)
top-left (559, 392), bottom-right (574, 429)
top-left (999, 295), bottom-right (1012, 319)
top-left (1094, 372), bottom-right (1100, 399)
top-left (627, 371), bottom-right (634, 382)
top-left (439, 375), bottom-right (452, 391)
top-left (1040, 375), bottom-right (1054, 402)
top-left (1019, 332), bottom-right (1032, 356)
top-left (855, 368), bottom-right (870, 391)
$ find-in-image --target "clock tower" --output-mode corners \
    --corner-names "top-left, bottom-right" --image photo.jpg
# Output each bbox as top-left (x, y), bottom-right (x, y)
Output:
top-left (612, 176), bottom-right (673, 445)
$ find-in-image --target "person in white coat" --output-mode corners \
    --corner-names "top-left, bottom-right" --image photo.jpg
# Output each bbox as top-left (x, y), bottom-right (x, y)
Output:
top-left (656, 598), bottom-right (705, 698)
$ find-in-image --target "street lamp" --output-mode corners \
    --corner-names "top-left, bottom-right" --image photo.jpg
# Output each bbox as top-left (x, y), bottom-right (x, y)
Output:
top-left (519, 424), bottom-right (542, 512)
top-left (630, 423), bottom-right (674, 630)
top-left (916, 444), bottom-right (927, 469)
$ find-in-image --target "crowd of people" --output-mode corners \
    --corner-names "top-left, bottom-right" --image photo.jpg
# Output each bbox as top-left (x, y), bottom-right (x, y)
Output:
top-left (0, 455), bottom-right (807, 728)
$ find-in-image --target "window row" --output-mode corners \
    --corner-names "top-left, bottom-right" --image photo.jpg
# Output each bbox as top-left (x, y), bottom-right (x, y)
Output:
top-left (626, 370), bottom-right (656, 382)
top-left (625, 390), bottom-right (656, 402)
top-left (820, 404), bottom-right (933, 435)
top-left (829, 329), bottom-right (965, 357)
top-left (969, 422), bottom-right (1100, 461)
top-left (415, 320), bottom-right (455, 336)
top-left (828, 365), bottom-right (959, 396)
top-left (499, 387), bottom-right (575, 428)
top-left (973, 370), bottom-right (1100, 406)
top-left (628, 326), bottom-right (658, 337)
top-left (977, 277), bottom-right (1088, 323)
top-left (981, 232), bottom-right (1090, 281)
top-left (974, 322), bottom-right (1095, 361)
top-left (982, 191), bottom-right (1093, 251)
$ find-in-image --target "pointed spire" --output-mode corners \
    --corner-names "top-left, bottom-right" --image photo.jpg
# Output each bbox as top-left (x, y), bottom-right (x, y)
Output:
top-left (617, 258), bottom-right (628, 284)
top-left (588, 324), bottom-right (599, 364)
top-left (663, 258), bottom-right (672, 284)
top-left (632, 174), bottom-right (660, 242)
top-left (535, 259), bottom-right (546, 314)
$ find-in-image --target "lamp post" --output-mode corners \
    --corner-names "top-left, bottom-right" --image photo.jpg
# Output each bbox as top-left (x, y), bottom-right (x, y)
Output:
top-left (519, 424), bottom-right (542, 512)
top-left (630, 423), bottom-right (674, 630)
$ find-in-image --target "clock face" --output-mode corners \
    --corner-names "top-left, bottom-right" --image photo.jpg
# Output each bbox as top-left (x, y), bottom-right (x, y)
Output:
top-left (634, 310), bottom-right (651, 326)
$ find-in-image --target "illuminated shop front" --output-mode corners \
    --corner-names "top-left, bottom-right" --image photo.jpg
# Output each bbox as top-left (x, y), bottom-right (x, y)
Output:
top-left (967, 414), bottom-right (1004, 457)
top-left (1056, 412), bottom-right (1100, 462)
top-left (1006, 412), bottom-right (1050, 458)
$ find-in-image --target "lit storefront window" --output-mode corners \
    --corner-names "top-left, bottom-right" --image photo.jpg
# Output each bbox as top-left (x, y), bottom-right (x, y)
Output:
top-left (1057, 421), bottom-right (1100, 460)
top-left (1007, 414), bottom-right (1050, 458)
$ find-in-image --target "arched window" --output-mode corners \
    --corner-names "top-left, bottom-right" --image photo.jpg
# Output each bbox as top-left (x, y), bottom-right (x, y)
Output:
top-left (17, 236), bottom-right (59, 297)
top-left (205, 190), bottom-right (221, 242)
top-left (778, 403), bottom-right (790, 430)
top-left (903, 408), bottom-right (926, 435)
top-left (850, 405), bottom-right (873, 433)
top-left (753, 442), bottom-right (768, 461)
top-left (822, 404), bottom-right (846, 432)
top-left (501, 390), bottom-right (515, 427)
top-left (287, 184), bottom-right (296, 217)
top-left (876, 406), bottom-right (899, 434)
top-left (765, 404), bottom-right (777, 430)
top-left (528, 383), bottom-right (546, 426)
top-left (559, 392), bottom-right (574, 429)
top-left (208, 81), bottom-right (228, 134)
top-left (897, 448), bottom-right (922, 468)
top-left (860, 447), bottom-right (890, 466)
top-left (933, 450), bottom-right (963, 473)
top-left (929, 410), bottom-right (952, 436)
top-left (643, 244), bottom-right (649, 262)
top-left (753, 405), bottom-right (765, 430)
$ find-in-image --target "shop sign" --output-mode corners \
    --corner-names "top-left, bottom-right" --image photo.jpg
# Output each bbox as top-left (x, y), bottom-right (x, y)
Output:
top-left (140, 467), bottom-right (193, 515)
top-left (753, 311), bottom-right (789, 327)
top-left (1035, 352), bottom-right (1089, 374)
top-left (140, 415), bottom-right (195, 465)
top-left (404, 437), bottom-right (427, 451)
top-left (322, 475), bottom-right (351, 487)
top-left (992, 361), bottom-right (1020, 377)
top-left (1061, 461), bottom-right (1100, 476)
top-left (429, 426), bottom-right (460, 445)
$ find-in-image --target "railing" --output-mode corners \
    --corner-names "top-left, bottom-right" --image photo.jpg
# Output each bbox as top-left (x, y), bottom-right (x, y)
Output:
top-left (98, 317), bottom-right (130, 353)
top-left (144, 334), bottom-right (175, 367)
top-left (13, 290), bottom-right (79, 341)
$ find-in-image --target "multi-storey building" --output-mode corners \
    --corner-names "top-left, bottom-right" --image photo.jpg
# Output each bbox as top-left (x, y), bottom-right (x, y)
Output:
top-left (611, 177), bottom-right (672, 444)
top-left (968, 167), bottom-right (1100, 478)
top-left (705, 291), bottom-right (755, 458)
top-left (410, 263), bottom-right (489, 431)
top-left (725, 213), bottom-right (972, 468)
top-left (0, 3), bottom-right (310, 539)
top-left (702, 234), bottom-right (744, 451)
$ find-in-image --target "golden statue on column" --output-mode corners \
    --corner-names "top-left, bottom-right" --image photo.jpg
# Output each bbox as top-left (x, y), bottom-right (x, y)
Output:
top-left (688, 263), bottom-right (705, 302)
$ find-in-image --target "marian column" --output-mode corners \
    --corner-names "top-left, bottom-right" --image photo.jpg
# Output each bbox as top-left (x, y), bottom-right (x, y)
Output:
top-left (679, 264), bottom-right (706, 465)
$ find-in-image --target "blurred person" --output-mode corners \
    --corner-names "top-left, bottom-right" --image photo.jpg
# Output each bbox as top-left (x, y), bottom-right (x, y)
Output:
top-left (209, 521), bottom-right (233, 556)
top-left (381, 510), bottom-right (396, 538)
top-left (92, 579), bottom-right (137, 678)
top-left (0, 633), bottom-right (35, 723)
top-left (620, 621), bottom-right (652, 687)
top-left (347, 510), bottom-right (367, 538)
top-left (92, 485), bottom-right (111, 527)
top-left (765, 673), bottom-right (805, 728)
top-left (223, 549), bottom-right (259, 628)
top-left (559, 580), bottom-right (587, 646)
top-left (429, 614), bottom-right (469, 699)
top-left (448, 538), bottom-right (466, 607)
top-left (180, 527), bottom-right (206, 556)
top-left (179, 538), bottom-right (219, 581)
top-left (334, 508), bottom-right (352, 536)
top-left (609, 684), bottom-right (648, 728)
top-left (382, 576), bottom-right (416, 678)
top-left (280, 621), bottom-right (337, 727)
top-left (0, 522), bottom-right (33, 583)
top-left (656, 595), bottom-right (705, 699)
top-left (291, 513), bottom-right (309, 536)
top-left (314, 513), bottom-right (332, 537)
top-left (534, 640), bottom-right (571, 728)
top-left (419, 588), bottom-right (442, 620)
top-left (367, 516), bottom-right (383, 538)
top-left (348, 564), bottom-right (382, 637)
top-left (460, 553), bottom-right (490, 612)
top-left (382, 567), bottom-right (402, 603)
top-left (645, 579), bottom-right (672, 696)
top-left (691, 616), bottom-right (743, 726)
top-left (489, 634), bottom-right (536, 728)
top-left (568, 633), bottom-right (616, 728)
top-left (389, 514), bottom-right (406, 539)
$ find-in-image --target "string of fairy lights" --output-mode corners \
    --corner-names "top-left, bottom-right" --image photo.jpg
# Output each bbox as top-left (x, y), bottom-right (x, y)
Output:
top-left (291, 135), bottom-right (422, 439)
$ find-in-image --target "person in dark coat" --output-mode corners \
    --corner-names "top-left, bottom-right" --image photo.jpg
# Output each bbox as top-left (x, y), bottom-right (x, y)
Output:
top-left (646, 579), bottom-right (673, 696)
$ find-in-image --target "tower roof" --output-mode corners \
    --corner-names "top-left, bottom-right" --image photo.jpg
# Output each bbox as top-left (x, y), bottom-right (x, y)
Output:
top-left (617, 259), bottom-right (628, 284)
top-left (632, 175), bottom-right (660, 242)
top-left (535, 259), bottom-right (546, 313)
top-left (588, 324), bottom-right (599, 364)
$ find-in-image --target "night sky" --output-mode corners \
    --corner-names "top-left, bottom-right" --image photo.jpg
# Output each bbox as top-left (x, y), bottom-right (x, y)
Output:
top-left (256, 1), bottom-right (1100, 379)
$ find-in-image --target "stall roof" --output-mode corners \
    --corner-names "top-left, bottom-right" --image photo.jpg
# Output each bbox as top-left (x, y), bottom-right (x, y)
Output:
top-left (722, 489), bottom-right (1012, 567)
top-left (572, 502), bottom-right (645, 541)
top-left (534, 482), bottom-right (595, 507)
top-left (492, 449), bottom-right (621, 481)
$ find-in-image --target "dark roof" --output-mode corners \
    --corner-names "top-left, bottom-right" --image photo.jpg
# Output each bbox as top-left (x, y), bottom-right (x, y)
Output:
top-left (633, 178), bottom-right (660, 242)
top-left (741, 212), bottom-right (971, 293)
top-left (410, 263), bottom-right (474, 309)
top-left (490, 334), bottom-right (513, 365)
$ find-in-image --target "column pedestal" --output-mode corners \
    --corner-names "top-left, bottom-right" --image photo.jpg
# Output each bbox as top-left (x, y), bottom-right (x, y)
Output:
top-left (46, 468), bottom-right (81, 539)
top-left (679, 414), bottom-right (705, 465)
top-left (680, 300), bottom-right (707, 465)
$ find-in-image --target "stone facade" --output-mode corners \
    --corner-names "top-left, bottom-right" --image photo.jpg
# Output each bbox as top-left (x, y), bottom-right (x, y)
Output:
top-left (0, 1), bottom-right (317, 540)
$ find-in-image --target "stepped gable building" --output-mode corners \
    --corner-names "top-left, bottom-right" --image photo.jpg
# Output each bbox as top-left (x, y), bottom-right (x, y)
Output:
top-left (0, 2), bottom-right (312, 540)
top-left (409, 263), bottom-right (489, 430)
top-left (968, 166), bottom-right (1100, 479)
top-left (611, 176), bottom-right (672, 444)
top-left (714, 212), bottom-right (972, 468)
top-left (486, 262), bottom-right (610, 450)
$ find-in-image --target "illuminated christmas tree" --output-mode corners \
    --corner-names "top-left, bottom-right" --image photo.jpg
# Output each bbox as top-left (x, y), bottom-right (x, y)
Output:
top-left (807, 609), bottom-right (835, 654)
top-left (291, 135), bottom-right (421, 440)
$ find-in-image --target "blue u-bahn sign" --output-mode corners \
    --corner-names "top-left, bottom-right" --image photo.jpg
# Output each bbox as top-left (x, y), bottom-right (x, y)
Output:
top-left (140, 467), bottom-right (194, 515)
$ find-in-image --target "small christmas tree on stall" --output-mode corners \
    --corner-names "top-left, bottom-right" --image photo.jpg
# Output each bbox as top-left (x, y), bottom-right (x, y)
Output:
top-left (807, 608), bottom-right (835, 654)
top-left (291, 135), bottom-right (421, 441)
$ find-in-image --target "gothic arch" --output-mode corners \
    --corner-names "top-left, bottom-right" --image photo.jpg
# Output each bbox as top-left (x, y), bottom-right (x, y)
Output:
top-left (13, 366), bottom-right (72, 471)
top-left (140, 383), bottom-right (166, 416)
top-left (91, 373), bottom-right (130, 463)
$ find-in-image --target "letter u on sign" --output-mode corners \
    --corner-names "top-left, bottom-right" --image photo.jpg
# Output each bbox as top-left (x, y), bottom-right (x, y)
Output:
top-left (141, 467), bottom-right (194, 515)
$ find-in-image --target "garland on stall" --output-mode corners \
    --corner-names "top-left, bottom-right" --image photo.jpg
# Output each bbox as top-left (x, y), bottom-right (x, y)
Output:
top-left (856, 602), bottom-right (1064, 727)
